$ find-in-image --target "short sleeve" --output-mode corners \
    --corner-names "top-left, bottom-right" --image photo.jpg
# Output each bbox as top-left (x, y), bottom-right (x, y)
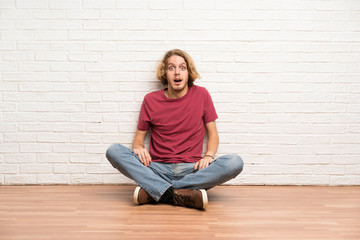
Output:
top-left (137, 97), bottom-right (151, 131)
top-left (203, 88), bottom-right (218, 123)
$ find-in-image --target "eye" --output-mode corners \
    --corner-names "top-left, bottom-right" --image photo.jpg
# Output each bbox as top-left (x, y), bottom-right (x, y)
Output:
top-left (168, 66), bottom-right (175, 71)
top-left (181, 66), bottom-right (186, 70)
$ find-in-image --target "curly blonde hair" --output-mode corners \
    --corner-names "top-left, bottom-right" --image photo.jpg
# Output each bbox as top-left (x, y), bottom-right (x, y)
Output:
top-left (156, 49), bottom-right (200, 87)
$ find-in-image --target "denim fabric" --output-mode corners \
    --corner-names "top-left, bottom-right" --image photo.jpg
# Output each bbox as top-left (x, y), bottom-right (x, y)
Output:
top-left (106, 143), bottom-right (244, 201)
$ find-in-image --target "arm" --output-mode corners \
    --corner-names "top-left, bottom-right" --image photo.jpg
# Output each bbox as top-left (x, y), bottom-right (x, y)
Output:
top-left (194, 121), bottom-right (219, 170)
top-left (132, 129), bottom-right (152, 167)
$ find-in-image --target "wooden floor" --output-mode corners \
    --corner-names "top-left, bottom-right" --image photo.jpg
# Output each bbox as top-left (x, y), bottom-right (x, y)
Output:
top-left (0, 185), bottom-right (359, 240)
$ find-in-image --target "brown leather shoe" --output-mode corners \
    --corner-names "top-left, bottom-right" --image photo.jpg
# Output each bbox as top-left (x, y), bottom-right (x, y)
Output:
top-left (133, 186), bottom-right (156, 205)
top-left (172, 189), bottom-right (208, 210)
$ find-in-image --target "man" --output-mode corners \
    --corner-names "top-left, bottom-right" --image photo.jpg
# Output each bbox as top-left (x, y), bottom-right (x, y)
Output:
top-left (106, 49), bottom-right (243, 210)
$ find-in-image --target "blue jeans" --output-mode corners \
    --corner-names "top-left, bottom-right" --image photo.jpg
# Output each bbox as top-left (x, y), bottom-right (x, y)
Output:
top-left (106, 144), bottom-right (244, 201)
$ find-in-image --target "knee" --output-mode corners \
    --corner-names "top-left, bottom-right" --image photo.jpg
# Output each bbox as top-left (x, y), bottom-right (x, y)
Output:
top-left (105, 143), bottom-right (128, 164)
top-left (106, 143), bottom-right (119, 158)
top-left (226, 154), bottom-right (244, 173)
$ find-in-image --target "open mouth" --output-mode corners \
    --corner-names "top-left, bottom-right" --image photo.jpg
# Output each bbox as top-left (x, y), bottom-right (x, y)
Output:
top-left (174, 79), bottom-right (182, 83)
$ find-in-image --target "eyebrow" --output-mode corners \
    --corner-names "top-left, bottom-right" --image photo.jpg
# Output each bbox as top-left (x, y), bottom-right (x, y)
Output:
top-left (167, 62), bottom-right (186, 66)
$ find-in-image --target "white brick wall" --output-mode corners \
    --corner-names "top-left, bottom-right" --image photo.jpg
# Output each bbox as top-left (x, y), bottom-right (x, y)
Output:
top-left (1, 0), bottom-right (360, 186)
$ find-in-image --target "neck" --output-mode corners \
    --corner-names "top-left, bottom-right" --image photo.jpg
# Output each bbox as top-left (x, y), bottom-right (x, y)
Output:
top-left (166, 86), bottom-right (189, 99)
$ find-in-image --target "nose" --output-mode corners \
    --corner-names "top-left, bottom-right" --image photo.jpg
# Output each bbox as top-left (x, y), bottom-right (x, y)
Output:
top-left (175, 67), bottom-right (180, 74)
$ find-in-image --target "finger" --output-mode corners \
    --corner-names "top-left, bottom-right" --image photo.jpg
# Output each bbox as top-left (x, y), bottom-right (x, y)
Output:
top-left (200, 161), bottom-right (206, 170)
top-left (145, 151), bottom-right (152, 162)
top-left (140, 152), bottom-right (147, 164)
top-left (194, 161), bottom-right (199, 170)
top-left (199, 160), bottom-right (205, 170)
top-left (200, 159), bottom-right (210, 170)
top-left (143, 154), bottom-right (150, 166)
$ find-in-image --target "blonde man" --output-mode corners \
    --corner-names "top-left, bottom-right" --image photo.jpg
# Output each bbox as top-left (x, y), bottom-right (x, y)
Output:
top-left (106, 49), bottom-right (243, 210)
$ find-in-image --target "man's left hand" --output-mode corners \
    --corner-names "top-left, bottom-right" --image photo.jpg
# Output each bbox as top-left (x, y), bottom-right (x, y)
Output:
top-left (194, 156), bottom-right (214, 170)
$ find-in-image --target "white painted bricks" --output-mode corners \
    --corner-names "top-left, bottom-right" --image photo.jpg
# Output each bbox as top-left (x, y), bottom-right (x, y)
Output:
top-left (1, 0), bottom-right (360, 186)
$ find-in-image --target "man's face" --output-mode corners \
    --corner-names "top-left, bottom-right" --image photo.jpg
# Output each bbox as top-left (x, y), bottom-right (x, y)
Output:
top-left (166, 55), bottom-right (189, 94)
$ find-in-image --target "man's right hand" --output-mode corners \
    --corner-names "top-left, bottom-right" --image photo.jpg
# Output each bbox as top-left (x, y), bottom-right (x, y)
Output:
top-left (133, 147), bottom-right (152, 167)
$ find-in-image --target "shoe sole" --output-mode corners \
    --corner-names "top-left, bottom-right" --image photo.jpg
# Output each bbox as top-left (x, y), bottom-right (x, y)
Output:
top-left (199, 189), bottom-right (208, 210)
top-left (133, 186), bottom-right (141, 205)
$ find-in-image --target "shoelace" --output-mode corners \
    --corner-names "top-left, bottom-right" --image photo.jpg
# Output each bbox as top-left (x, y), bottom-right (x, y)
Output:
top-left (173, 193), bottom-right (195, 207)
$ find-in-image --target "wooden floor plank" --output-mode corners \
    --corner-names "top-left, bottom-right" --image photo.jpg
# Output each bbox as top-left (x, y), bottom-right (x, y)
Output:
top-left (0, 185), bottom-right (359, 240)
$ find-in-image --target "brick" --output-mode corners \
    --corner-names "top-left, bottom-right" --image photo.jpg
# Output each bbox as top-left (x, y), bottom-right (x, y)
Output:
top-left (37, 133), bottom-right (69, 143)
top-left (70, 134), bottom-right (101, 143)
top-left (69, 93), bottom-right (102, 102)
top-left (50, 20), bottom-right (82, 29)
top-left (54, 164), bottom-right (85, 174)
top-left (0, 103), bottom-right (16, 112)
top-left (16, 0), bottom-right (48, 9)
top-left (37, 174), bottom-right (69, 184)
top-left (18, 124), bottom-right (52, 132)
top-left (4, 133), bottom-right (37, 143)
top-left (36, 72), bottom-right (69, 82)
top-left (116, 0), bottom-right (147, 9)
top-left (84, 42), bottom-right (117, 51)
top-left (68, 53), bottom-right (100, 62)
top-left (52, 83), bottom-right (85, 92)
top-left (38, 154), bottom-right (69, 163)
top-left (36, 93), bottom-right (69, 102)
top-left (70, 154), bottom-right (102, 164)
top-left (64, 10), bottom-right (99, 19)
top-left (5, 175), bottom-right (37, 185)
top-left (71, 174), bottom-right (103, 184)
top-left (85, 103), bottom-right (117, 113)
top-left (49, 0), bottom-right (82, 9)
top-left (84, 63), bottom-right (118, 72)
top-left (0, 41), bottom-right (16, 50)
top-left (1, 9), bottom-right (33, 19)
top-left (18, 42), bottom-right (51, 51)
top-left (69, 113), bottom-right (101, 123)
top-left (0, 144), bottom-right (18, 153)
top-left (53, 144), bottom-right (84, 153)
top-left (18, 62), bottom-right (50, 72)
top-left (21, 164), bottom-right (53, 174)
top-left (34, 30), bottom-right (68, 40)
top-left (0, 0), bottom-right (15, 9)
top-left (69, 73), bottom-right (102, 82)
top-left (83, 20), bottom-right (114, 30)
top-left (0, 62), bottom-right (17, 71)
top-left (2, 52), bottom-right (34, 61)
top-left (51, 41), bottom-right (83, 51)
top-left (184, 0), bottom-right (215, 9)
top-left (4, 154), bottom-right (37, 163)
top-left (33, 9), bottom-right (65, 19)
top-left (296, 175), bottom-right (330, 185)
top-left (35, 52), bottom-right (68, 61)
top-left (51, 62), bottom-right (84, 72)
top-left (83, 0), bottom-right (115, 9)
top-left (0, 164), bottom-right (18, 174)
top-left (18, 102), bottom-right (52, 112)
top-left (16, 20), bottom-right (49, 30)
top-left (149, 0), bottom-right (182, 9)
top-left (85, 123), bottom-right (118, 133)
top-left (86, 164), bottom-right (118, 174)
top-left (3, 73), bottom-right (35, 81)
top-left (330, 176), bottom-right (360, 186)
top-left (68, 30), bottom-right (100, 40)
top-left (20, 144), bottom-right (52, 153)
top-left (52, 123), bottom-right (84, 133)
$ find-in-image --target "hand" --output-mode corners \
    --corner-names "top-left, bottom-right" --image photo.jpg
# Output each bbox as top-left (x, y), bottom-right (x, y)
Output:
top-left (194, 156), bottom-right (214, 170)
top-left (133, 147), bottom-right (152, 167)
